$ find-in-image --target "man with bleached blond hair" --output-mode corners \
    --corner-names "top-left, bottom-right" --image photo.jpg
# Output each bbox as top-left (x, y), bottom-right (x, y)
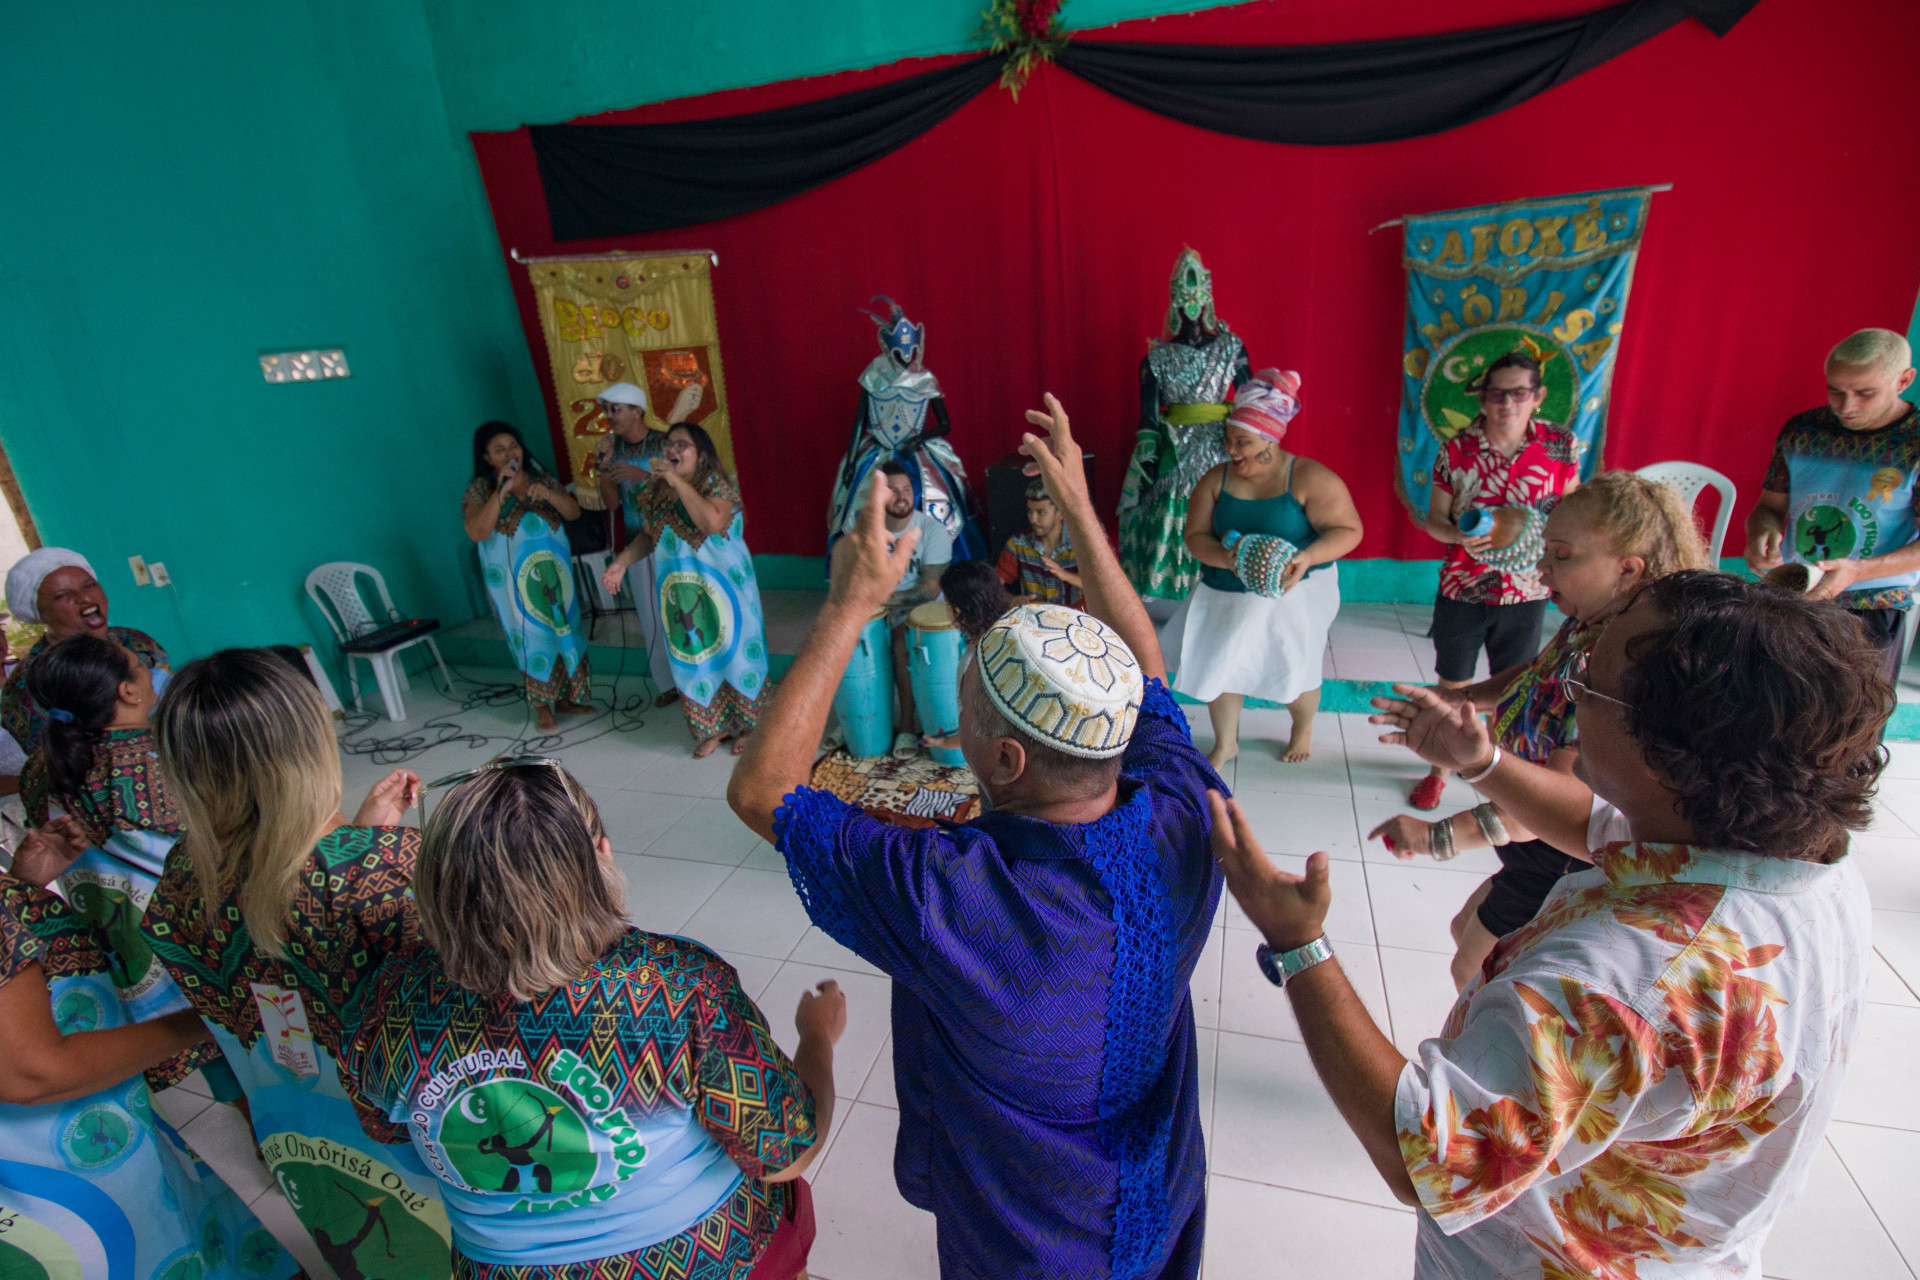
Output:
top-left (1745, 326), bottom-right (1920, 682)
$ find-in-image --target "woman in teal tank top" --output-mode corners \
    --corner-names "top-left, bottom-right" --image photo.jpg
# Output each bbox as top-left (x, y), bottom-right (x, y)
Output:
top-left (1161, 371), bottom-right (1363, 766)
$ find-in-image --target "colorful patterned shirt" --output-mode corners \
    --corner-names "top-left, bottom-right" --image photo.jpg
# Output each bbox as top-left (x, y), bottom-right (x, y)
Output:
top-left (1397, 841), bottom-right (1871, 1279)
top-left (142, 826), bottom-right (456, 1278)
top-left (341, 931), bottom-right (814, 1270)
top-left (775, 677), bottom-right (1224, 1280)
top-left (599, 431), bottom-right (668, 532)
top-left (0, 875), bottom-right (297, 1280)
top-left (995, 527), bottom-right (1082, 606)
top-left (463, 471), bottom-right (574, 539)
top-left (48, 726), bottom-right (220, 1090)
top-left (0, 625), bottom-right (168, 824)
top-left (636, 470), bottom-right (741, 551)
top-left (1761, 404), bottom-right (1920, 610)
top-left (1433, 421), bottom-right (1578, 605)
top-left (1488, 616), bottom-right (1595, 765)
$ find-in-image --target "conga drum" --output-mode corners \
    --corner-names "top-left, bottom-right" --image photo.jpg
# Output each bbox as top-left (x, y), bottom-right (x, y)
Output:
top-left (831, 606), bottom-right (893, 758)
top-left (907, 601), bottom-right (966, 766)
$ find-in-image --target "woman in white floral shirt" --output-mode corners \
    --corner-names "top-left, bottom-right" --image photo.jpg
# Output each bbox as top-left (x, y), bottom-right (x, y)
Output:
top-left (1213, 570), bottom-right (1889, 1279)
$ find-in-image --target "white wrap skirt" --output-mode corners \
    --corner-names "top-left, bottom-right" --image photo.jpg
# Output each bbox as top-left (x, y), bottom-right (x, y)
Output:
top-left (1161, 564), bottom-right (1340, 704)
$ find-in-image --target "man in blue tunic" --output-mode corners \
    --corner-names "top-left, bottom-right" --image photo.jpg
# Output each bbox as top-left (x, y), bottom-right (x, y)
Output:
top-left (730, 394), bottom-right (1225, 1279)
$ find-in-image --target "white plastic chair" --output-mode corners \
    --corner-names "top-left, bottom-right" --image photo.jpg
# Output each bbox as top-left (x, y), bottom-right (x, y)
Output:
top-left (1636, 462), bottom-right (1737, 560)
top-left (304, 562), bottom-right (453, 722)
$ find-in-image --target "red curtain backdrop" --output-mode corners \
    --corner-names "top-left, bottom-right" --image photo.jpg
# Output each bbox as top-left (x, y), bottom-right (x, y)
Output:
top-left (472, 0), bottom-right (1920, 560)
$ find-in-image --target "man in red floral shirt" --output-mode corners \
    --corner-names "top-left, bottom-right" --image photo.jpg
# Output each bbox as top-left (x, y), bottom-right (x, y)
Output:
top-left (1413, 351), bottom-right (1579, 809)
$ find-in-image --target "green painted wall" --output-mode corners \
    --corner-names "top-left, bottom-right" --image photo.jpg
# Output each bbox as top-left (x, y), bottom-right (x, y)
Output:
top-left (0, 0), bottom-right (1240, 664)
top-left (422, 0), bottom-right (1241, 131)
top-left (0, 0), bottom-right (549, 658)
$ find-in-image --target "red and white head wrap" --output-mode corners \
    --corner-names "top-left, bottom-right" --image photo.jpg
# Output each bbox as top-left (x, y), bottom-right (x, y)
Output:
top-left (1226, 368), bottom-right (1302, 445)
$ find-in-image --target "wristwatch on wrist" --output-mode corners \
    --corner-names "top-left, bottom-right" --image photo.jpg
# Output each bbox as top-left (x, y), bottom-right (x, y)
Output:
top-left (1255, 936), bottom-right (1335, 988)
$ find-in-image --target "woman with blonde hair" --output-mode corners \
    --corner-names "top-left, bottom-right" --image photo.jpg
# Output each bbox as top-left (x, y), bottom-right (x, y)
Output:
top-left (344, 759), bottom-right (841, 1279)
top-left (1368, 470), bottom-right (1713, 988)
top-left (139, 647), bottom-right (454, 1278)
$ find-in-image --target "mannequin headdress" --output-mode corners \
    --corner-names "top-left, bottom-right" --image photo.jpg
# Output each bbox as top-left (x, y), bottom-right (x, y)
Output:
top-left (861, 296), bottom-right (925, 369)
top-left (1165, 248), bottom-right (1221, 337)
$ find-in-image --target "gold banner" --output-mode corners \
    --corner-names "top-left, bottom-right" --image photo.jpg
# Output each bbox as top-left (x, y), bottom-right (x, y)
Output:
top-left (525, 252), bottom-right (734, 509)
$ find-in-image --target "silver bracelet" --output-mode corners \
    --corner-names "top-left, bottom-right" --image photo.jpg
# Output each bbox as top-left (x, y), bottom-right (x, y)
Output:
top-left (1459, 745), bottom-right (1503, 786)
top-left (1470, 802), bottom-right (1510, 846)
top-left (1428, 815), bottom-right (1458, 862)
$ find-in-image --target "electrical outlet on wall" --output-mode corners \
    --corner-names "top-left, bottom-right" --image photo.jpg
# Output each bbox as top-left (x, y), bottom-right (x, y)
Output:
top-left (128, 556), bottom-right (151, 586)
top-left (148, 562), bottom-right (171, 587)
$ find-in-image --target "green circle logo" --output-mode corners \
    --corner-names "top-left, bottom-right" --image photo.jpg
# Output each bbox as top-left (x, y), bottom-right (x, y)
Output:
top-left (58, 1102), bottom-right (135, 1170)
top-left (1795, 504), bottom-right (1857, 561)
top-left (67, 881), bottom-right (156, 990)
top-left (156, 1251), bottom-right (207, 1280)
top-left (1420, 325), bottom-right (1578, 442)
top-left (237, 1228), bottom-right (285, 1276)
top-left (516, 550), bottom-right (575, 636)
top-left (52, 986), bottom-right (105, 1032)
top-left (441, 1080), bottom-right (596, 1195)
top-left (659, 572), bottom-right (728, 665)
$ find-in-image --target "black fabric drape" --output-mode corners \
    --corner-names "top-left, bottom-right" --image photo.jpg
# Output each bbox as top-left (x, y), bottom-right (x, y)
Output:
top-left (527, 1), bottom-right (1757, 239)
top-left (1056, 0), bottom-right (1758, 146)
top-left (531, 55), bottom-right (1005, 240)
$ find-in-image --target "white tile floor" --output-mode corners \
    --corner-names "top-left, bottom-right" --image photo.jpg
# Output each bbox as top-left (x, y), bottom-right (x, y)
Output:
top-left (172, 603), bottom-right (1918, 1280)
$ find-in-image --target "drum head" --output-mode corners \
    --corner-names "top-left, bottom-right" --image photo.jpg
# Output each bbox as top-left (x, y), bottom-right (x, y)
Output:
top-left (907, 600), bottom-right (955, 631)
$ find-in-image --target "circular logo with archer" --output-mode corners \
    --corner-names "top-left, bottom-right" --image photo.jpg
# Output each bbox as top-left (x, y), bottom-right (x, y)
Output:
top-left (516, 549), bottom-right (575, 636)
top-left (440, 1080), bottom-right (596, 1195)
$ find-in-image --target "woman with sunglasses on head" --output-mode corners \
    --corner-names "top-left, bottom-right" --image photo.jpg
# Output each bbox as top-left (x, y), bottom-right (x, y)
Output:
top-left (464, 421), bottom-right (595, 735)
top-left (1371, 471), bottom-right (1712, 988)
top-left (3, 548), bottom-right (170, 822)
top-left (601, 423), bottom-right (774, 758)
top-left (343, 759), bottom-right (841, 1280)
top-left (1408, 351), bottom-right (1579, 811)
top-left (139, 648), bottom-right (455, 1278)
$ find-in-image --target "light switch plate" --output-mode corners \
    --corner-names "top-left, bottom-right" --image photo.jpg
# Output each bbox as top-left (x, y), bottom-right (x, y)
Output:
top-left (148, 562), bottom-right (171, 587)
top-left (128, 556), bottom-right (150, 586)
top-left (259, 349), bottom-right (350, 383)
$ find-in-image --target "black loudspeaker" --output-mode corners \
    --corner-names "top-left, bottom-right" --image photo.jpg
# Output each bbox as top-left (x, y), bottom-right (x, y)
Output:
top-left (983, 449), bottom-right (1096, 561)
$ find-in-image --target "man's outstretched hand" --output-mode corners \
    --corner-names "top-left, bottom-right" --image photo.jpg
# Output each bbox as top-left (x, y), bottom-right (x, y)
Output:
top-left (1209, 791), bottom-right (1331, 953)
top-left (829, 472), bottom-right (920, 613)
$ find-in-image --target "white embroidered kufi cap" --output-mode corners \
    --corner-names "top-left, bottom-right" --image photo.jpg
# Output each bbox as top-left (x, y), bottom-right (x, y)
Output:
top-left (596, 381), bottom-right (649, 409)
top-left (6, 548), bottom-right (95, 624)
top-left (976, 604), bottom-right (1143, 759)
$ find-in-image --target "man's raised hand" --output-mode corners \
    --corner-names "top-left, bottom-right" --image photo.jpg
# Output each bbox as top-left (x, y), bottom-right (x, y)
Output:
top-left (1021, 393), bottom-right (1091, 516)
top-left (829, 473), bottom-right (920, 611)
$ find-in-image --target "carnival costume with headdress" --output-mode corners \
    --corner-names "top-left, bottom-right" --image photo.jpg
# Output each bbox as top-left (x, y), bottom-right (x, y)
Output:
top-left (776, 604), bottom-right (1224, 1278)
top-left (1161, 370), bottom-right (1341, 707)
top-left (826, 298), bottom-right (985, 560)
top-left (1118, 250), bottom-right (1252, 600)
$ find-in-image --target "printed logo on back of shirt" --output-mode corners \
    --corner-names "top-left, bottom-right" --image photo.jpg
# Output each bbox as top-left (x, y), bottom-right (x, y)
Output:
top-left (250, 983), bottom-right (320, 1078)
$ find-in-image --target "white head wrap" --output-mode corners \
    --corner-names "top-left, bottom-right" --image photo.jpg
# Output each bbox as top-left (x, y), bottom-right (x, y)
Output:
top-left (5, 548), bottom-right (95, 624)
top-left (975, 604), bottom-right (1144, 759)
top-left (596, 381), bottom-right (650, 410)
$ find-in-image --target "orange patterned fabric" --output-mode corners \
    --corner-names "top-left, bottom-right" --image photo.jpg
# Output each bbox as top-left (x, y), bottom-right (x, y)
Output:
top-left (1396, 841), bottom-right (1870, 1278)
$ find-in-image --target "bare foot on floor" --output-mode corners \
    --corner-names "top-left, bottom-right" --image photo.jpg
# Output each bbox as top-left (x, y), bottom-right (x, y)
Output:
top-left (730, 728), bottom-right (754, 756)
top-left (1207, 742), bottom-right (1239, 770)
top-left (556, 699), bottom-right (593, 715)
top-left (654, 688), bottom-right (681, 708)
top-left (1282, 727), bottom-right (1313, 763)
top-left (536, 705), bottom-right (559, 733)
top-left (693, 734), bottom-right (728, 759)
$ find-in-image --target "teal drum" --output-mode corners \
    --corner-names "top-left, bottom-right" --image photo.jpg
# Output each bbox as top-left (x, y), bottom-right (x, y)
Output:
top-left (907, 601), bottom-right (966, 766)
top-left (832, 608), bottom-right (893, 758)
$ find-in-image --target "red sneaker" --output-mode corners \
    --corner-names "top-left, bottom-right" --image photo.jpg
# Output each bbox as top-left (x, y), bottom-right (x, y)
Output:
top-left (1409, 775), bottom-right (1446, 811)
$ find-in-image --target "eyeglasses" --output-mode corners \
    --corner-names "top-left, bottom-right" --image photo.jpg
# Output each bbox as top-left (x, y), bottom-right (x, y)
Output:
top-left (1480, 386), bottom-right (1540, 404)
top-left (423, 755), bottom-right (565, 824)
top-left (1556, 650), bottom-right (1631, 711)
